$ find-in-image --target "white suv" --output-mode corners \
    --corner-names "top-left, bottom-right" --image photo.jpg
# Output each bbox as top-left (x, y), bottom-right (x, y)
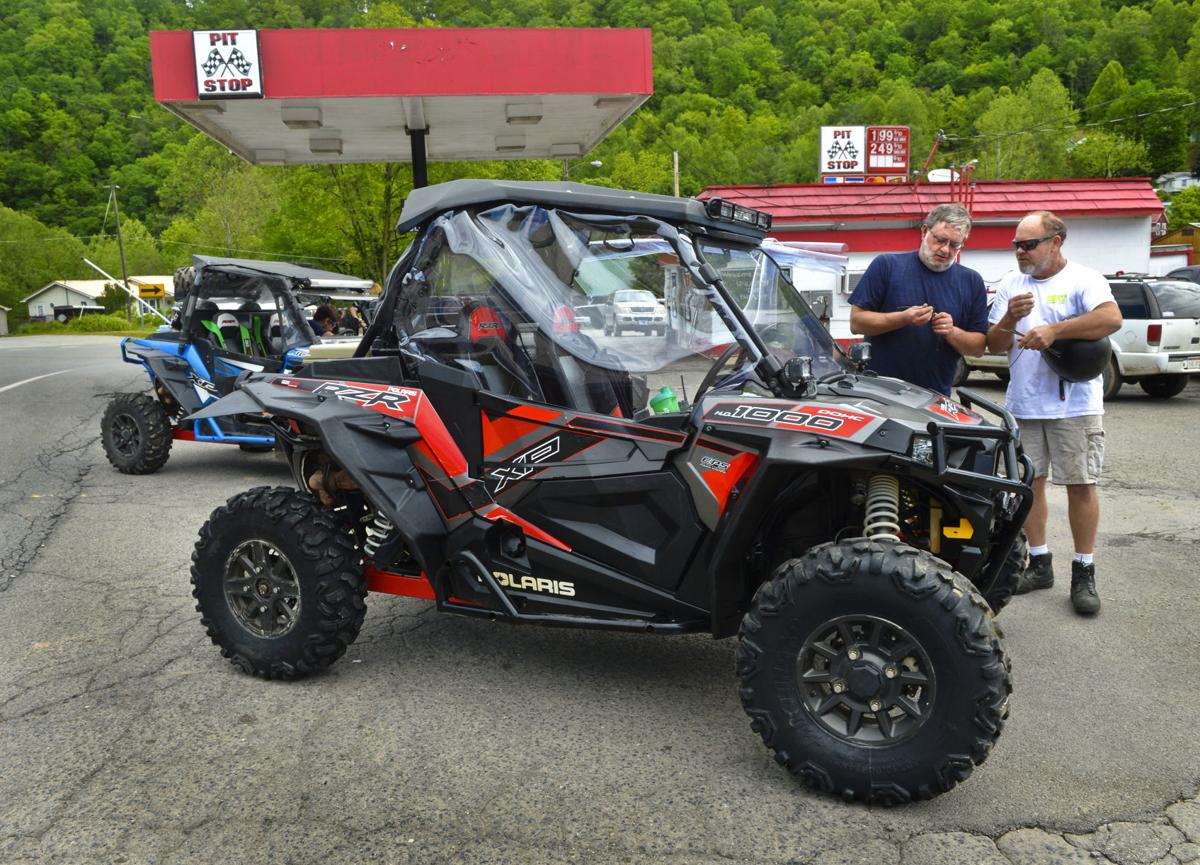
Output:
top-left (962, 276), bottom-right (1200, 399)
top-left (602, 289), bottom-right (668, 336)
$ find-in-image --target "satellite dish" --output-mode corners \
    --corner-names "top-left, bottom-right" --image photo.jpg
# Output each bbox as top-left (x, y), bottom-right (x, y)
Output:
top-left (926, 168), bottom-right (959, 183)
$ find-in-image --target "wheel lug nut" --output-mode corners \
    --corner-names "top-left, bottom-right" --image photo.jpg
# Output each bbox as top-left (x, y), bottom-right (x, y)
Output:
top-left (869, 699), bottom-right (883, 712)
top-left (884, 665), bottom-right (898, 679)
top-left (832, 681), bottom-right (846, 694)
top-left (259, 605), bottom-right (267, 613)
top-left (243, 585), bottom-right (250, 593)
top-left (847, 648), bottom-right (860, 661)
top-left (273, 587), bottom-right (280, 594)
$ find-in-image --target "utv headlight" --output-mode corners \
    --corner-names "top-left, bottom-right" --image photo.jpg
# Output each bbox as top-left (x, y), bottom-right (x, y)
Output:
top-left (910, 435), bottom-right (934, 466)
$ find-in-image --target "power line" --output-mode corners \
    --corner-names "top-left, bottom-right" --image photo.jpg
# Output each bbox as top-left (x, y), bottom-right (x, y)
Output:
top-left (944, 97), bottom-right (1200, 143)
top-left (157, 238), bottom-right (350, 263)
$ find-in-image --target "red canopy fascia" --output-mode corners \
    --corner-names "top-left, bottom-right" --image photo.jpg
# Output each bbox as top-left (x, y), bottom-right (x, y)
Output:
top-left (150, 28), bottom-right (653, 166)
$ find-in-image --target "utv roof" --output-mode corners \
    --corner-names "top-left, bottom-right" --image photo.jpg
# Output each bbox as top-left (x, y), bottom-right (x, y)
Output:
top-left (395, 179), bottom-right (770, 241)
top-left (191, 255), bottom-right (375, 292)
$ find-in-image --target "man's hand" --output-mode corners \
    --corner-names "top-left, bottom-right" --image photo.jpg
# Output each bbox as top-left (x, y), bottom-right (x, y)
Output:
top-left (1018, 324), bottom-right (1057, 351)
top-left (1006, 291), bottom-right (1035, 322)
top-left (931, 310), bottom-right (954, 337)
top-left (902, 304), bottom-right (934, 326)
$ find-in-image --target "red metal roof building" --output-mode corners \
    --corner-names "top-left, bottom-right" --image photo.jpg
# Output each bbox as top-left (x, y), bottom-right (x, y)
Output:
top-left (701, 179), bottom-right (1165, 281)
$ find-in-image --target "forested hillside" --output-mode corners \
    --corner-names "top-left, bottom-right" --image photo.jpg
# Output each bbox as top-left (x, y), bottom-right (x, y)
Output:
top-left (2, 0), bottom-right (1199, 307)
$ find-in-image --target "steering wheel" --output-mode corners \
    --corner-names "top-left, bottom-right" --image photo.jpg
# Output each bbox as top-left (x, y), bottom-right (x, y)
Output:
top-left (692, 342), bottom-right (749, 404)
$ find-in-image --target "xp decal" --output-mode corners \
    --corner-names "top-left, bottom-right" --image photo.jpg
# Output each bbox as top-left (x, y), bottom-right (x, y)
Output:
top-left (489, 436), bottom-right (561, 491)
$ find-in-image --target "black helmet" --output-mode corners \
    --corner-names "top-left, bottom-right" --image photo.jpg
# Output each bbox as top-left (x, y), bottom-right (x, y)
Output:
top-left (1041, 337), bottom-right (1112, 382)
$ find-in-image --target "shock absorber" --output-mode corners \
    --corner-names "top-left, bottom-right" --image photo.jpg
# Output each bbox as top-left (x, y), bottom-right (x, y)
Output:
top-left (363, 509), bottom-right (395, 559)
top-left (864, 474), bottom-right (901, 542)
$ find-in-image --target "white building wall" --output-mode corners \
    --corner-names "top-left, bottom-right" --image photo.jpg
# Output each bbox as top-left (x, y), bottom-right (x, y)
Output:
top-left (845, 215), bottom-right (1152, 288)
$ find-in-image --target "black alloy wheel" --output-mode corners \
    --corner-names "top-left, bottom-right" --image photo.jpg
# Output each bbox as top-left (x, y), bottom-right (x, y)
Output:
top-left (100, 393), bottom-right (173, 474)
top-left (192, 486), bottom-right (367, 679)
top-left (736, 539), bottom-right (1011, 804)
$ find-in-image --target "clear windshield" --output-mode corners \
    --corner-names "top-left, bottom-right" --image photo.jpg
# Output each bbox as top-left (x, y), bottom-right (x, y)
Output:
top-left (393, 204), bottom-right (847, 416)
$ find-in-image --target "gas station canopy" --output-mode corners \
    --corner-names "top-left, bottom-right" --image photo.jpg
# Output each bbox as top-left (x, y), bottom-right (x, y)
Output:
top-left (149, 28), bottom-right (653, 172)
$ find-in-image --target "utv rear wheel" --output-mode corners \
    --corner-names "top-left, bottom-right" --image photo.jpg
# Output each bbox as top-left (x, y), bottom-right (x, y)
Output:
top-left (736, 540), bottom-right (1010, 804)
top-left (1139, 375), bottom-right (1188, 399)
top-left (191, 486), bottom-right (367, 680)
top-left (101, 393), bottom-right (172, 474)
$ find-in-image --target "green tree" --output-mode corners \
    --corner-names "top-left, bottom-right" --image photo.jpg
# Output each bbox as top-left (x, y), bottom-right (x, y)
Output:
top-left (1166, 185), bottom-right (1200, 231)
top-left (0, 205), bottom-right (88, 310)
top-left (1068, 131), bottom-right (1151, 178)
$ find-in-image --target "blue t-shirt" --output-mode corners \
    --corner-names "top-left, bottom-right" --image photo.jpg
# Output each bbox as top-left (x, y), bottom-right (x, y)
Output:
top-left (848, 251), bottom-right (988, 395)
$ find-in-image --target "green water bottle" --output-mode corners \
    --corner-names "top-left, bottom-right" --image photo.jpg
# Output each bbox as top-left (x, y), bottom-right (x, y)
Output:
top-left (649, 385), bottom-right (680, 414)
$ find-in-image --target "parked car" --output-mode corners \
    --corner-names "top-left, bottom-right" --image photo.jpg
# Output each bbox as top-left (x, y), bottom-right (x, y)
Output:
top-left (602, 288), bottom-right (669, 336)
top-left (1165, 264), bottom-right (1200, 285)
top-left (962, 275), bottom-right (1200, 398)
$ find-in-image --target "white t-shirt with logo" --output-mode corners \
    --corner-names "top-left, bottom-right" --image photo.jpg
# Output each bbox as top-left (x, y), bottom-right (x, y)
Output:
top-left (987, 260), bottom-right (1115, 419)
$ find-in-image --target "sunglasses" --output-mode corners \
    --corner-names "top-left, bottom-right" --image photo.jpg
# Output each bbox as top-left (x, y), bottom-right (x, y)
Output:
top-left (1012, 234), bottom-right (1059, 252)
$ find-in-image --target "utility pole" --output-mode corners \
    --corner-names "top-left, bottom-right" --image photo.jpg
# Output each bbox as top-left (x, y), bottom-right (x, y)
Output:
top-left (673, 150), bottom-right (680, 197)
top-left (105, 185), bottom-right (138, 324)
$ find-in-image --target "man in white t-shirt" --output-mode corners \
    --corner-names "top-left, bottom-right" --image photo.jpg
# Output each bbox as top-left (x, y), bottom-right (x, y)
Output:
top-left (985, 211), bottom-right (1122, 615)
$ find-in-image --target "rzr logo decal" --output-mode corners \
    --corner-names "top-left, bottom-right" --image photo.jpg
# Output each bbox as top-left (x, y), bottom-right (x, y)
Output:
top-left (706, 403), bottom-right (874, 437)
top-left (187, 372), bottom-right (219, 395)
top-left (489, 436), bottom-right (560, 491)
top-left (700, 455), bottom-right (730, 473)
top-left (313, 382), bottom-right (414, 413)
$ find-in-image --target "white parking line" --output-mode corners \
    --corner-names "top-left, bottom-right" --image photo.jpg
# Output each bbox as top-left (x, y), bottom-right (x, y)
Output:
top-left (0, 369), bottom-right (78, 394)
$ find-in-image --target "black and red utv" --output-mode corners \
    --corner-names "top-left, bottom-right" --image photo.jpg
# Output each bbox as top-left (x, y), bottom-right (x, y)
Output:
top-left (189, 180), bottom-right (1032, 804)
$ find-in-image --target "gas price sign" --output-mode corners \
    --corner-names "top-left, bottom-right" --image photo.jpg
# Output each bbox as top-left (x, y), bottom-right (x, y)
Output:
top-left (866, 126), bottom-right (909, 173)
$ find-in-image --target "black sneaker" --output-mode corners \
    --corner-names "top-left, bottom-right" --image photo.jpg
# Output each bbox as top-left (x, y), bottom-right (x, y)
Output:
top-left (1015, 552), bottom-right (1054, 594)
top-left (1070, 561), bottom-right (1101, 615)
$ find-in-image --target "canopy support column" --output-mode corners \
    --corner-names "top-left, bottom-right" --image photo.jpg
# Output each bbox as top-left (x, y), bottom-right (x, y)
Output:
top-left (409, 128), bottom-right (429, 188)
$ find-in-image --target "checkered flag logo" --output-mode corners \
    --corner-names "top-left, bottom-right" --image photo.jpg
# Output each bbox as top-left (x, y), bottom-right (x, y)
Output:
top-left (228, 48), bottom-right (252, 75)
top-left (200, 48), bottom-right (224, 76)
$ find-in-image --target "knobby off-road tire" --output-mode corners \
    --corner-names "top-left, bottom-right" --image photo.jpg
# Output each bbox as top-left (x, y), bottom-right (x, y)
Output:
top-left (980, 528), bottom-right (1027, 614)
top-left (191, 486), bottom-right (367, 680)
top-left (101, 393), bottom-right (173, 474)
top-left (173, 265), bottom-right (195, 301)
top-left (736, 539), bottom-right (1011, 805)
top-left (1139, 374), bottom-right (1188, 399)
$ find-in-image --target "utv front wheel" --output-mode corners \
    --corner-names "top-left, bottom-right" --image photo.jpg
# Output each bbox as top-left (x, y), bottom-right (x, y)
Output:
top-left (191, 486), bottom-right (367, 679)
top-left (979, 528), bottom-right (1027, 614)
top-left (101, 393), bottom-right (172, 474)
top-left (736, 540), bottom-right (1010, 804)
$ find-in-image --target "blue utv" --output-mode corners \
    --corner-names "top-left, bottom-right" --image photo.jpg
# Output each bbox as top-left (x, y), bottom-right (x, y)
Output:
top-left (101, 255), bottom-right (375, 474)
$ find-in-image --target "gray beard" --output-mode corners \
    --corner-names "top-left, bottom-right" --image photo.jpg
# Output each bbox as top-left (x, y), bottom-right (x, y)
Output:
top-left (919, 251), bottom-right (952, 273)
top-left (1018, 260), bottom-right (1037, 275)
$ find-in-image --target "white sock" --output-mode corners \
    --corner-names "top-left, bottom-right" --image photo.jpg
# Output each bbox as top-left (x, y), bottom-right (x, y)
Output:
top-left (1074, 553), bottom-right (1094, 565)
top-left (1029, 545), bottom-right (1049, 557)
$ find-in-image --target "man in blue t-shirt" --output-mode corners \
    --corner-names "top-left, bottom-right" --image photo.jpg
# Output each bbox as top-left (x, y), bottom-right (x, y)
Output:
top-left (848, 203), bottom-right (988, 395)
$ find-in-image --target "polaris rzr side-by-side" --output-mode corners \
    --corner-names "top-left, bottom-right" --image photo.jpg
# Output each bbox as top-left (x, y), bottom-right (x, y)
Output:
top-left (188, 181), bottom-right (1032, 804)
top-left (101, 256), bottom-right (375, 474)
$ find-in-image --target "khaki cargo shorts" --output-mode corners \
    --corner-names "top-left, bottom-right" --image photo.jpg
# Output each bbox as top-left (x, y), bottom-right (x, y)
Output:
top-left (1017, 415), bottom-right (1105, 485)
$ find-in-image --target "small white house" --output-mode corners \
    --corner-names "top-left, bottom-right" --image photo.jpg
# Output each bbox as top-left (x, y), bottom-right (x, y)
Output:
top-left (21, 276), bottom-right (175, 322)
top-left (1156, 172), bottom-right (1200, 195)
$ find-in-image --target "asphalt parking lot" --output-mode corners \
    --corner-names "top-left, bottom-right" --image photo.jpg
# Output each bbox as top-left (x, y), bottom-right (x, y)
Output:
top-left (1, 337), bottom-right (1199, 865)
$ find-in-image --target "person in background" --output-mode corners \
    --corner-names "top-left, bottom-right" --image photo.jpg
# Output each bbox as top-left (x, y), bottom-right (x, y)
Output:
top-left (849, 203), bottom-right (988, 396)
top-left (985, 210), bottom-right (1122, 616)
top-left (309, 304), bottom-right (337, 337)
top-left (338, 306), bottom-right (364, 336)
